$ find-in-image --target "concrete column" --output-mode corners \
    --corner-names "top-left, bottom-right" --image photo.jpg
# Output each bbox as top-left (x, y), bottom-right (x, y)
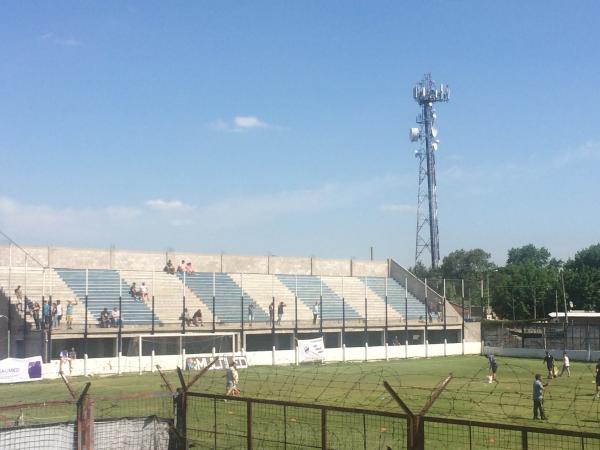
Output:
top-left (138, 336), bottom-right (143, 374)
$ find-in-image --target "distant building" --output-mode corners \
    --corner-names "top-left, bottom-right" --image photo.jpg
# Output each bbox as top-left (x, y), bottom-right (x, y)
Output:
top-left (548, 310), bottom-right (600, 325)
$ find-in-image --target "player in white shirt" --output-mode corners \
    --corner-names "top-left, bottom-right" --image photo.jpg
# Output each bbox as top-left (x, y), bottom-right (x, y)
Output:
top-left (559, 351), bottom-right (570, 377)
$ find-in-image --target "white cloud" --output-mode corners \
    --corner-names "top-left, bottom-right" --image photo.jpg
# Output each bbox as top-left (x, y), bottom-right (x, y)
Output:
top-left (145, 199), bottom-right (192, 211)
top-left (0, 176), bottom-right (401, 246)
top-left (40, 32), bottom-right (82, 47)
top-left (209, 116), bottom-right (274, 133)
top-left (234, 116), bottom-right (268, 129)
top-left (379, 204), bottom-right (416, 213)
top-left (552, 141), bottom-right (600, 168)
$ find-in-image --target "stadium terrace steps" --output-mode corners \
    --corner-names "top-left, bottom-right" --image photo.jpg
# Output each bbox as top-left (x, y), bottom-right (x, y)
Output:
top-left (120, 271), bottom-right (213, 326)
top-left (366, 277), bottom-right (426, 320)
top-left (321, 276), bottom-right (404, 323)
top-left (233, 273), bottom-right (312, 324)
top-left (277, 274), bottom-right (361, 321)
top-left (180, 272), bottom-right (269, 324)
top-left (56, 269), bottom-right (159, 326)
top-left (0, 266), bottom-right (91, 327)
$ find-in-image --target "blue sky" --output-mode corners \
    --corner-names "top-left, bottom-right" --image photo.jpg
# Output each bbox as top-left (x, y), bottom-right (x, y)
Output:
top-left (1, 1), bottom-right (599, 267)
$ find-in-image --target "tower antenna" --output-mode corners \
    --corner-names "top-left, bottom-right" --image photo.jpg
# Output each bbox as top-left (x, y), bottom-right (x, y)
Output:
top-left (409, 73), bottom-right (450, 269)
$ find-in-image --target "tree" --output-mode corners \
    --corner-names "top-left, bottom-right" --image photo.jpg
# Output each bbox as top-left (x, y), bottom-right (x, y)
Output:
top-left (564, 243), bottom-right (600, 311)
top-left (486, 245), bottom-right (563, 320)
top-left (440, 248), bottom-right (495, 280)
top-left (507, 245), bottom-right (551, 267)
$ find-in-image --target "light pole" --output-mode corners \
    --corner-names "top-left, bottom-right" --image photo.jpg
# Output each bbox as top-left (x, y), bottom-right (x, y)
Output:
top-left (559, 268), bottom-right (568, 349)
top-left (486, 269), bottom-right (499, 319)
top-left (0, 315), bottom-right (9, 358)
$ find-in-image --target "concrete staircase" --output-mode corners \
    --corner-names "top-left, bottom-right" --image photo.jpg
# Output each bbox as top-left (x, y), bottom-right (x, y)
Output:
top-left (277, 275), bottom-right (361, 322)
top-left (120, 270), bottom-right (213, 327)
top-left (322, 276), bottom-right (404, 324)
top-left (233, 273), bottom-right (312, 325)
top-left (0, 266), bottom-right (90, 328)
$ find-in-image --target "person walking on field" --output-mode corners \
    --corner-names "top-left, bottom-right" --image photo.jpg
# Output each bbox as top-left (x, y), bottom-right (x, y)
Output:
top-left (533, 374), bottom-right (548, 420)
top-left (225, 362), bottom-right (240, 396)
top-left (559, 352), bottom-right (571, 377)
top-left (487, 354), bottom-right (498, 382)
top-left (543, 351), bottom-right (555, 379)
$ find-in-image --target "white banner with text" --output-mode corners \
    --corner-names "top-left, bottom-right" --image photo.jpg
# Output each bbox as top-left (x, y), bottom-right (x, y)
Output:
top-left (298, 337), bottom-right (325, 362)
top-left (0, 356), bottom-right (43, 383)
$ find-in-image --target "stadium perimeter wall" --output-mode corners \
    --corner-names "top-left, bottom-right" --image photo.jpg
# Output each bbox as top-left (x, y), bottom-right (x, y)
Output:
top-left (40, 341), bottom-right (483, 379)
top-left (483, 345), bottom-right (600, 362)
top-left (0, 244), bottom-right (389, 277)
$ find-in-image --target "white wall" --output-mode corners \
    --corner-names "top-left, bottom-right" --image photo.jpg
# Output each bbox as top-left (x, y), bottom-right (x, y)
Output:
top-left (41, 341), bottom-right (483, 379)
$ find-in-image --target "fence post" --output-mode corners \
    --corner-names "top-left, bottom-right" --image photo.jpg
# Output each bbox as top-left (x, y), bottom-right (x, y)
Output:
top-left (321, 408), bottom-right (327, 449)
top-left (76, 383), bottom-right (93, 450)
top-left (521, 429), bottom-right (528, 449)
top-left (173, 388), bottom-right (187, 449)
top-left (246, 400), bottom-right (253, 450)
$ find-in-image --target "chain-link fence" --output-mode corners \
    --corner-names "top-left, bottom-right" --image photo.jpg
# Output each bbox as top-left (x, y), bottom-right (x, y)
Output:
top-left (482, 320), bottom-right (600, 351)
top-left (185, 391), bottom-right (407, 449)
top-left (0, 392), bottom-right (173, 450)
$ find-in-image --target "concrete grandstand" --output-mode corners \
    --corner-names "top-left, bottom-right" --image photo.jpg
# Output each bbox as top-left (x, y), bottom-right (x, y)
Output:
top-left (0, 244), bottom-right (471, 365)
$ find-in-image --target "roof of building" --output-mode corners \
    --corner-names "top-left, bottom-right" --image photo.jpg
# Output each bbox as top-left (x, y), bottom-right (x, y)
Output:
top-left (548, 310), bottom-right (600, 318)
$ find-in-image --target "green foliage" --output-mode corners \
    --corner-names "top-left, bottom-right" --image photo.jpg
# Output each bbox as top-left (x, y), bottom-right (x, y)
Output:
top-left (507, 244), bottom-right (552, 267)
top-left (440, 248), bottom-right (495, 279)
top-left (564, 243), bottom-right (600, 311)
top-left (411, 242), bottom-right (600, 318)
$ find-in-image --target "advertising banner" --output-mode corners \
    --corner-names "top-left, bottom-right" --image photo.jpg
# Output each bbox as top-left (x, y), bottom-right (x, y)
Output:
top-left (185, 355), bottom-right (248, 371)
top-left (298, 337), bottom-right (325, 362)
top-left (0, 356), bottom-right (43, 383)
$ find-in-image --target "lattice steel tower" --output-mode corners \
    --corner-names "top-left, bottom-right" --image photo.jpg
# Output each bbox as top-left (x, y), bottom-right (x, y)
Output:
top-left (409, 74), bottom-right (450, 269)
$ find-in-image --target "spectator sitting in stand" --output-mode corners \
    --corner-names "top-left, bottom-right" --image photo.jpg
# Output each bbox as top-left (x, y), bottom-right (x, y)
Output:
top-left (192, 309), bottom-right (203, 327)
top-left (111, 307), bottom-right (121, 327)
top-left (100, 308), bottom-right (110, 328)
top-left (163, 259), bottom-right (175, 275)
top-left (177, 260), bottom-right (186, 273)
top-left (129, 282), bottom-right (141, 301)
top-left (185, 262), bottom-right (195, 273)
top-left (139, 282), bottom-right (149, 302)
top-left (180, 308), bottom-right (192, 326)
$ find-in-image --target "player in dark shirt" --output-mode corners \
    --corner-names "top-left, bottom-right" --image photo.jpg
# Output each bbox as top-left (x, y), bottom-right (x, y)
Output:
top-left (543, 351), bottom-right (555, 379)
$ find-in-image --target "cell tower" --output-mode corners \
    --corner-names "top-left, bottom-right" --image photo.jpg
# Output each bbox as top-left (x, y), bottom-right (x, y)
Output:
top-left (409, 73), bottom-right (450, 269)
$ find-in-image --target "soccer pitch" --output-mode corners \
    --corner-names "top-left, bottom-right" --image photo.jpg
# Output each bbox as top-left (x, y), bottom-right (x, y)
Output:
top-left (1, 355), bottom-right (599, 433)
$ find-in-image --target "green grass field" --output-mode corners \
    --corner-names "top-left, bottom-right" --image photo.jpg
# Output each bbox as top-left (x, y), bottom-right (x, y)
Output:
top-left (1, 355), bottom-right (599, 448)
